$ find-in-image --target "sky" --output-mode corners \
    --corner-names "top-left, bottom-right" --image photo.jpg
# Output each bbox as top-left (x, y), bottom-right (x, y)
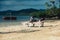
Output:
top-left (0, 0), bottom-right (59, 11)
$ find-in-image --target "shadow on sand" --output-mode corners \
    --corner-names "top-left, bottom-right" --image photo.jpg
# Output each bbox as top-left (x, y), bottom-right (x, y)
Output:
top-left (0, 29), bottom-right (40, 34)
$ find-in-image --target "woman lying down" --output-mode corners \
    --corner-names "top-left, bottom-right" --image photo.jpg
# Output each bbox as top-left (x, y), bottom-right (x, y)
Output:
top-left (26, 16), bottom-right (45, 27)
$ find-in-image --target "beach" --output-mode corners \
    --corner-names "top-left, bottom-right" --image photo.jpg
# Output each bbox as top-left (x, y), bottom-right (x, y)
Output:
top-left (0, 20), bottom-right (60, 40)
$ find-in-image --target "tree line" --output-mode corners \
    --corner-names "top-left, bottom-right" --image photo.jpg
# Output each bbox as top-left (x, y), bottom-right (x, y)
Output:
top-left (30, 0), bottom-right (60, 19)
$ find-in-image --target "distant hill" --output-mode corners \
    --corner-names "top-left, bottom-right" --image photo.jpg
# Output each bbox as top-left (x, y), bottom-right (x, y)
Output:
top-left (0, 8), bottom-right (45, 16)
top-left (18, 8), bottom-right (39, 13)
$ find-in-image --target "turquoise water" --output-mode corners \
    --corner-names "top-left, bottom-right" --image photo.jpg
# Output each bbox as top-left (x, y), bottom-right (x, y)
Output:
top-left (0, 16), bottom-right (30, 27)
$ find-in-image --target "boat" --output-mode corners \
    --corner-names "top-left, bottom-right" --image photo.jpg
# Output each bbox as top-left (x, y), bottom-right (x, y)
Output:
top-left (3, 16), bottom-right (17, 20)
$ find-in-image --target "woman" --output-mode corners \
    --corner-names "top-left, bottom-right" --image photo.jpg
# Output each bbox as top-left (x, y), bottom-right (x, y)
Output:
top-left (30, 16), bottom-right (35, 27)
top-left (40, 17), bottom-right (45, 27)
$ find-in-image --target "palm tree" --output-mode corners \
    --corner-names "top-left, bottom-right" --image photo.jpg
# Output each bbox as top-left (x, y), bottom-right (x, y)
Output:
top-left (59, 0), bottom-right (60, 8)
top-left (50, 0), bottom-right (55, 6)
top-left (50, 0), bottom-right (58, 17)
top-left (45, 2), bottom-right (52, 9)
top-left (45, 0), bottom-right (57, 18)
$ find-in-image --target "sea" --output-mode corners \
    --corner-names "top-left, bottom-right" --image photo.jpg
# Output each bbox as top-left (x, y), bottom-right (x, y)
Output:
top-left (0, 16), bottom-right (30, 27)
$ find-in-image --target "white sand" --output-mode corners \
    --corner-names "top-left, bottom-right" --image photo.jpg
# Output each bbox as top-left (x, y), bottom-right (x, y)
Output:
top-left (0, 20), bottom-right (60, 40)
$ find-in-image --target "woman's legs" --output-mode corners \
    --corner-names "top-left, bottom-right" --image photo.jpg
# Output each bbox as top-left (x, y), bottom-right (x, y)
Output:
top-left (40, 21), bottom-right (44, 27)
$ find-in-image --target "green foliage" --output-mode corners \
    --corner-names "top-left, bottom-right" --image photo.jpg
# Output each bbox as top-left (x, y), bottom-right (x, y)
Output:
top-left (30, 11), bottom-right (46, 18)
top-left (56, 8), bottom-right (60, 19)
top-left (30, 8), bottom-right (60, 19)
top-left (45, 2), bottom-right (52, 9)
top-left (30, 0), bottom-right (60, 19)
top-left (30, 11), bottom-right (40, 18)
top-left (45, 0), bottom-right (59, 18)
